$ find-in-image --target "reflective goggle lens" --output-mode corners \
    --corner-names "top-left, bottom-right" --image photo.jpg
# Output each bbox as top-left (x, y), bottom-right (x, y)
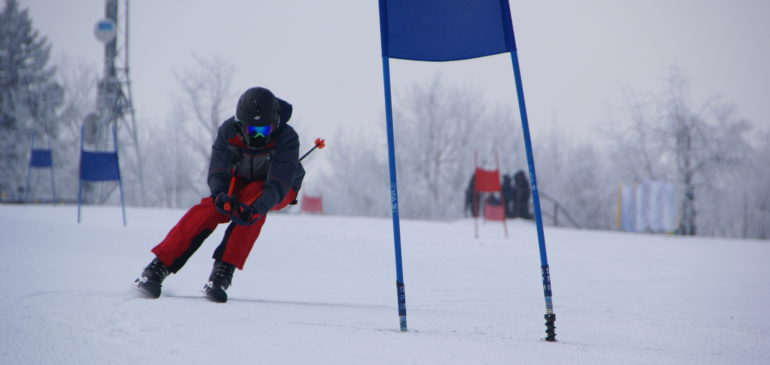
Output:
top-left (245, 125), bottom-right (272, 138)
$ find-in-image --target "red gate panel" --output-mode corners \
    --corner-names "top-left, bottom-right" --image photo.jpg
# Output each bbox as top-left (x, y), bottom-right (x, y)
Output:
top-left (301, 195), bottom-right (323, 214)
top-left (474, 168), bottom-right (501, 192)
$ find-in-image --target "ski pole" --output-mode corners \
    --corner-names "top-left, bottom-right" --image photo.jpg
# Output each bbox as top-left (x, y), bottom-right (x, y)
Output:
top-left (239, 137), bottom-right (326, 208)
top-left (299, 138), bottom-right (326, 162)
top-left (225, 138), bottom-right (326, 209)
top-left (223, 166), bottom-right (238, 212)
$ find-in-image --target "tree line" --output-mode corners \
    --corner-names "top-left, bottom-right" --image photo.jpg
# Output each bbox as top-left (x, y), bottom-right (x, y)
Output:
top-left (2, 0), bottom-right (768, 239)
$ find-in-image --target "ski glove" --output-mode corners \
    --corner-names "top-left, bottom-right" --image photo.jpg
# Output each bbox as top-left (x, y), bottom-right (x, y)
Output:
top-left (214, 193), bottom-right (236, 215)
top-left (231, 203), bottom-right (262, 226)
top-left (250, 186), bottom-right (280, 217)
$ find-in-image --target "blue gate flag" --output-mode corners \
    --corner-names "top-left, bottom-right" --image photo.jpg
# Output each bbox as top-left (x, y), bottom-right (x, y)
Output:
top-left (25, 144), bottom-right (56, 203)
top-left (80, 151), bottom-right (121, 181)
top-left (77, 125), bottom-right (126, 225)
top-left (379, 0), bottom-right (515, 61)
top-left (29, 149), bottom-right (53, 168)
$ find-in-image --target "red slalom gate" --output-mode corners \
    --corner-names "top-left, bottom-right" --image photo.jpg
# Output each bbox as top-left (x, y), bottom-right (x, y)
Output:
top-left (300, 195), bottom-right (323, 214)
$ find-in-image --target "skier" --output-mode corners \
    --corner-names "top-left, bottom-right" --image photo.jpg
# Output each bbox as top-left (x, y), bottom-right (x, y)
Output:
top-left (513, 170), bottom-right (532, 219)
top-left (464, 174), bottom-right (480, 218)
top-left (134, 86), bottom-right (304, 303)
top-left (502, 174), bottom-right (515, 218)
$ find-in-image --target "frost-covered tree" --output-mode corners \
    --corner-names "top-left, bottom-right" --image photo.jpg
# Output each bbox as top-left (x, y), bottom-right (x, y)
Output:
top-left (141, 103), bottom-right (202, 208)
top-left (533, 129), bottom-right (611, 229)
top-left (172, 54), bottom-right (236, 198)
top-left (606, 68), bottom-right (752, 236)
top-left (48, 56), bottom-right (98, 201)
top-left (748, 130), bottom-right (770, 239)
top-left (319, 76), bottom-right (526, 221)
top-left (393, 76), bottom-right (492, 219)
top-left (708, 127), bottom-right (770, 239)
top-left (318, 125), bottom-right (390, 217)
top-left (0, 0), bottom-right (63, 200)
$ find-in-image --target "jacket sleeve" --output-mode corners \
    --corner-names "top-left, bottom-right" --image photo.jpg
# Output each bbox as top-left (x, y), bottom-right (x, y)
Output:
top-left (252, 125), bottom-right (300, 214)
top-left (292, 163), bottom-right (305, 192)
top-left (207, 123), bottom-right (235, 197)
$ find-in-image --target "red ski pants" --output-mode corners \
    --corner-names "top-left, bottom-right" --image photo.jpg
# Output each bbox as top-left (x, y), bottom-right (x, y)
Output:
top-left (152, 180), bottom-right (296, 271)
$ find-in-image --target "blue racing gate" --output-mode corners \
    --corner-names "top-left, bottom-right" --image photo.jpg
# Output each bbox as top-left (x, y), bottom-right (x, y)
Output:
top-left (377, 0), bottom-right (556, 340)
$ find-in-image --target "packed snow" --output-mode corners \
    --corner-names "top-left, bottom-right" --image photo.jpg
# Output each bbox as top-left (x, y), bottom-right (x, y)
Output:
top-left (1, 204), bottom-right (768, 364)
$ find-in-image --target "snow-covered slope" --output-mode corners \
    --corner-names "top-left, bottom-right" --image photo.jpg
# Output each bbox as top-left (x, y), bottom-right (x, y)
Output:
top-left (1, 204), bottom-right (768, 364)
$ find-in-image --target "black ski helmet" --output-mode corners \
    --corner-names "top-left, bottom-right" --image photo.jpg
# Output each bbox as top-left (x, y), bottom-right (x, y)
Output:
top-left (235, 87), bottom-right (280, 147)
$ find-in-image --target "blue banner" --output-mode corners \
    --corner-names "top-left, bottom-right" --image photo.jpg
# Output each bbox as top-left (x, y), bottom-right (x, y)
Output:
top-left (29, 149), bottom-right (53, 168)
top-left (80, 151), bottom-right (121, 181)
top-left (379, 0), bottom-right (515, 61)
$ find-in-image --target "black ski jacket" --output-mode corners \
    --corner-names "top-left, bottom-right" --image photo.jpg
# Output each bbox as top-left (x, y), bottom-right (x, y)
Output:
top-left (207, 98), bottom-right (305, 212)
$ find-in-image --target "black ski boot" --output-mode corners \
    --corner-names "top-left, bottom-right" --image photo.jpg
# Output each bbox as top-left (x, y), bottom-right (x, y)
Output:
top-left (204, 260), bottom-right (235, 303)
top-left (134, 258), bottom-right (170, 299)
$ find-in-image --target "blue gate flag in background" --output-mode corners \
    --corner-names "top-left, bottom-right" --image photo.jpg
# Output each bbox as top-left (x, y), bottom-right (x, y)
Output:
top-left (25, 134), bottom-right (56, 203)
top-left (80, 151), bottom-right (121, 181)
top-left (29, 149), bottom-right (53, 168)
top-left (77, 125), bottom-right (126, 226)
top-left (378, 0), bottom-right (556, 340)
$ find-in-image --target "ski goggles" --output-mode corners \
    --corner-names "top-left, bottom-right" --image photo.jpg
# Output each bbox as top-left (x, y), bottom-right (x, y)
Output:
top-left (244, 124), bottom-right (273, 139)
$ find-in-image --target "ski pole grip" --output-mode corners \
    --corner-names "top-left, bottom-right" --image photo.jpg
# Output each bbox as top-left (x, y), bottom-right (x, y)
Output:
top-left (315, 138), bottom-right (326, 149)
top-left (299, 138), bottom-right (327, 162)
top-left (223, 173), bottom-right (238, 212)
top-left (226, 176), bottom-right (237, 196)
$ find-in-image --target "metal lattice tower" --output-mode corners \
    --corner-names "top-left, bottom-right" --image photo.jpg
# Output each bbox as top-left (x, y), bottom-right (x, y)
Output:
top-left (87, 0), bottom-right (145, 204)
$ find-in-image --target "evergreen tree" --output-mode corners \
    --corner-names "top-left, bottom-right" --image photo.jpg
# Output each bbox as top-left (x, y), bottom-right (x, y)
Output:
top-left (0, 0), bottom-right (63, 200)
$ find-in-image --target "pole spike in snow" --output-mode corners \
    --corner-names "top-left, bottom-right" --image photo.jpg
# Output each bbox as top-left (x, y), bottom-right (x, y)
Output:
top-left (544, 313), bottom-right (556, 341)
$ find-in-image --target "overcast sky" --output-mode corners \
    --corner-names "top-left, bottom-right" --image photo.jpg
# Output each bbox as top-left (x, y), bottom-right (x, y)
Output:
top-left (16, 0), bottom-right (770, 146)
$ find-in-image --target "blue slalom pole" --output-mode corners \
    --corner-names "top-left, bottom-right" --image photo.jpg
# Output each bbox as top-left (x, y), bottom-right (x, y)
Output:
top-left (380, 56), bottom-right (408, 332)
top-left (509, 49), bottom-right (557, 341)
top-left (24, 135), bottom-right (35, 203)
top-left (77, 127), bottom-right (84, 223)
top-left (112, 125), bottom-right (127, 226)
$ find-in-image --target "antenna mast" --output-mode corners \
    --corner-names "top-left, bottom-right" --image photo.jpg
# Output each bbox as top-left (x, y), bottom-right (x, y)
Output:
top-left (92, 0), bottom-right (145, 205)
